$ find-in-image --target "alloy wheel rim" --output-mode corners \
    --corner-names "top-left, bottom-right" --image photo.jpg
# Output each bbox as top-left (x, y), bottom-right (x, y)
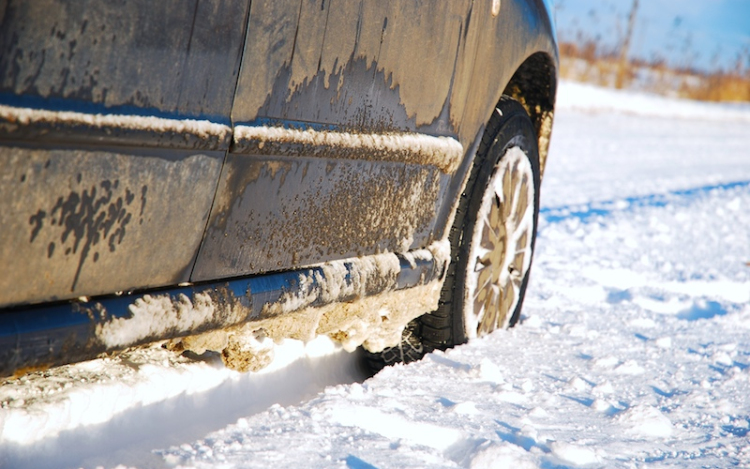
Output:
top-left (464, 146), bottom-right (535, 338)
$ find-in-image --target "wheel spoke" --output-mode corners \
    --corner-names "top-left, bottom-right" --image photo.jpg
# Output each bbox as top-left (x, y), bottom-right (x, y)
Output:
top-left (502, 168), bottom-right (513, 219)
top-left (498, 286), bottom-right (516, 328)
top-left (480, 287), bottom-right (499, 334)
top-left (514, 179), bottom-right (530, 226)
top-left (475, 265), bottom-right (493, 293)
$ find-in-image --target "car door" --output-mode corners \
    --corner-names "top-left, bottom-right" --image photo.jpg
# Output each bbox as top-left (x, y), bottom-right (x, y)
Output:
top-left (193, 0), bottom-right (477, 280)
top-left (0, 0), bottom-right (251, 306)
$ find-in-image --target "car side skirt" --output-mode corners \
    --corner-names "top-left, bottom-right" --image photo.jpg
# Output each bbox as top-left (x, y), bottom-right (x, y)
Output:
top-left (0, 245), bottom-right (448, 379)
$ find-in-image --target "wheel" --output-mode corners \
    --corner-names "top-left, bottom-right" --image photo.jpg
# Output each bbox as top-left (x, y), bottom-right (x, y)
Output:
top-left (366, 96), bottom-right (541, 371)
top-left (425, 96), bottom-right (540, 347)
top-left (363, 319), bottom-right (424, 373)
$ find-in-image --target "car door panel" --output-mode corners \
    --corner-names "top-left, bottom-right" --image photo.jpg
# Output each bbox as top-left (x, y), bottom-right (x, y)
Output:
top-left (230, 0), bottom-right (469, 131)
top-left (191, 154), bottom-right (450, 280)
top-left (0, 0), bottom-right (251, 307)
top-left (0, 0), bottom-right (250, 121)
top-left (0, 143), bottom-right (224, 306)
top-left (193, 0), bottom-right (472, 280)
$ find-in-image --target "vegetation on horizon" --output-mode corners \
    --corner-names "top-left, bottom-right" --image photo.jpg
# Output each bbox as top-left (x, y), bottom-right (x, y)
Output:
top-left (557, 0), bottom-right (750, 102)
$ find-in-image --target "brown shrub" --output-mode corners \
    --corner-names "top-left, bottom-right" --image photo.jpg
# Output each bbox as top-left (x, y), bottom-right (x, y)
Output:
top-left (558, 40), bottom-right (750, 103)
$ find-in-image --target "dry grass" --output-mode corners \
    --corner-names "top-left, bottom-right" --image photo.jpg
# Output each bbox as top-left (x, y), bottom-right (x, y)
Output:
top-left (559, 41), bottom-right (750, 103)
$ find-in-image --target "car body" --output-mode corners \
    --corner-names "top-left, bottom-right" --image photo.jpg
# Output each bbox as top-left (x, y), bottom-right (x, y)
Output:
top-left (0, 0), bottom-right (557, 377)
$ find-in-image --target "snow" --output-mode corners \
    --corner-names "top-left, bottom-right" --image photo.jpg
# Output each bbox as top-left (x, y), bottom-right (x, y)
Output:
top-left (556, 80), bottom-right (750, 123)
top-left (0, 337), bottom-right (344, 446)
top-left (96, 243), bottom-right (449, 372)
top-left (96, 293), bottom-right (223, 348)
top-left (2, 81), bottom-right (750, 468)
top-left (239, 242), bottom-right (448, 355)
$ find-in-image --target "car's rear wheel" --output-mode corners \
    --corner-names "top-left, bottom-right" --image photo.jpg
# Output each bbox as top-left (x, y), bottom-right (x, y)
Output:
top-left (366, 96), bottom-right (540, 371)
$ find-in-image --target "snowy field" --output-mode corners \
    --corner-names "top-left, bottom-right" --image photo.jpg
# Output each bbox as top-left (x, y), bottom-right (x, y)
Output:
top-left (2, 81), bottom-right (750, 468)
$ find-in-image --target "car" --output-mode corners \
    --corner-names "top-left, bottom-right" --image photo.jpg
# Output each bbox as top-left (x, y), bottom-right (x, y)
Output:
top-left (0, 0), bottom-right (558, 378)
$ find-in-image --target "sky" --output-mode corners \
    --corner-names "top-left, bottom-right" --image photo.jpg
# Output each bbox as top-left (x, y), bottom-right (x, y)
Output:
top-left (553, 0), bottom-right (750, 72)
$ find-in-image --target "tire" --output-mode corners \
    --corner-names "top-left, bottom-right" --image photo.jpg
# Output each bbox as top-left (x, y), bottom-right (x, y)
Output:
top-left (366, 96), bottom-right (541, 371)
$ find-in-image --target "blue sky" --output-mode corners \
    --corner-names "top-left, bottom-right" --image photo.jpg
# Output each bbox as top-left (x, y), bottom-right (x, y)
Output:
top-left (553, 0), bottom-right (750, 72)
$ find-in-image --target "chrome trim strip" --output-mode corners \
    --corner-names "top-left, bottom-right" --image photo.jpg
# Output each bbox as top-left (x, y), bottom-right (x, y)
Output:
top-left (0, 104), bottom-right (232, 151)
top-left (233, 124), bottom-right (464, 174)
top-left (0, 105), bottom-right (464, 172)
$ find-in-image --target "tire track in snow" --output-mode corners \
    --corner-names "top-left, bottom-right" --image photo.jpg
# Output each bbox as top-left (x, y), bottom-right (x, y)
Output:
top-left (535, 177), bottom-right (750, 323)
top-left (540, 180), bottom-right (750, 225)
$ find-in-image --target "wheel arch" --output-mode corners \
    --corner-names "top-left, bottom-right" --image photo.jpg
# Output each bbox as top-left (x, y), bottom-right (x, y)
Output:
top-left (501, 51), bottom-right (557, 177)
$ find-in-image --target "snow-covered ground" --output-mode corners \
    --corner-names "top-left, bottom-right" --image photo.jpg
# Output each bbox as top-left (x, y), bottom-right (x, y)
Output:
top-left (2, 81), bottom-right (750, 468)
